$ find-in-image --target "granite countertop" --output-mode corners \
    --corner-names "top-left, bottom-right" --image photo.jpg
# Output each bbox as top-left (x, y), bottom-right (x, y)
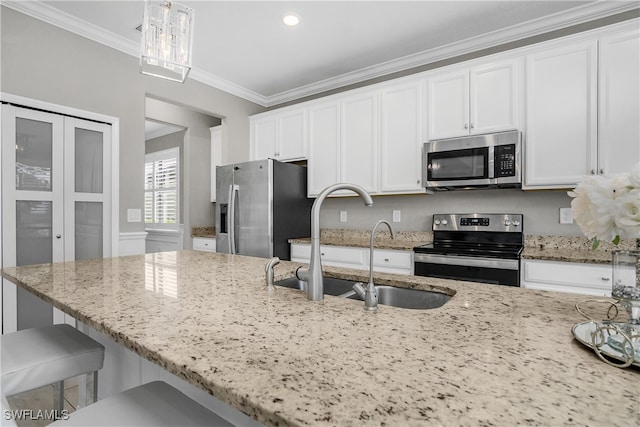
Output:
top-left (291, 229), bottom-right (638, 264)
top-left (191, 226), bottom-right (216, 238)
top-left (2, 252), bottom-right (637, 426)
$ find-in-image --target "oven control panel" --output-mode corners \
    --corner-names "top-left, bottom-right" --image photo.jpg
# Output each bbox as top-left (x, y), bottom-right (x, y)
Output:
top-left (432, 213), bottom-right (523, 232)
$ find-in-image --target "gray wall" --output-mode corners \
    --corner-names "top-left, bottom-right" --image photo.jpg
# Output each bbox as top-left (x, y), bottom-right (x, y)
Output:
top-left (319, 189), bottom-right (582, 236)
top-left (0, 7), bottom-right (265, 237)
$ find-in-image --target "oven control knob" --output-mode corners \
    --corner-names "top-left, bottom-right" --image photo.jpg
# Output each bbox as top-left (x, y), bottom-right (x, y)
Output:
top-left (504, 218), bottom-right (511, 226)
top-left (434, 219), bottom-right (441, 225)
top-left (512, 219), bottom-right (521, 227)
top-left (441, 219), bottom-right (448, 226)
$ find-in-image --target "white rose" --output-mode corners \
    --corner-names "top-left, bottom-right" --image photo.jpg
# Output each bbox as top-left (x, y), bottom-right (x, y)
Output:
top-left (569, 175), bottom-right (617, 241)
top-left (628, 162), bottom-right (640, 188)
top-left (613, 188), bottom-right (640, 239)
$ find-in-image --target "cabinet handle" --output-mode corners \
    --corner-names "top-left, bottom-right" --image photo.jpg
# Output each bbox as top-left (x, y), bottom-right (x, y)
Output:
top-left (321, 252), bottom-right (325, 256)
top-left (56, 234), bottom-right (62, 239)
top-left (470, 123), bottom-right (474, 129)
top-left (601, 277), bottom-right (610, 281)
top-left (591, 169), bottom-right (596, 175)
top-left (464, 124), bottom-right (469, 129)
top-left (417, 179), bottom-right (420, 184)
top-left (599, 168), bottom-right (604, 175)
top-left (384, 258), bottom-right (390, 262)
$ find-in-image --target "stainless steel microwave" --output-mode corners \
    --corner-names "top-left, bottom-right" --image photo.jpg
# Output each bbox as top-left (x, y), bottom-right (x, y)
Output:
top-left (422, 130), bottom-right (522, 191)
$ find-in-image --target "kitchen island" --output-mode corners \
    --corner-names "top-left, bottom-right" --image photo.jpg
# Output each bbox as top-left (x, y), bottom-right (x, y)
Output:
top-left (2, 251), bottom-right (637, 426)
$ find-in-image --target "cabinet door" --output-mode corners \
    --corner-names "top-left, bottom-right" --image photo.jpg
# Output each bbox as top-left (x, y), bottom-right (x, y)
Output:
top-left (341, 91), bottom-right (378, 193)
top-left (522, 259), bottom-right (612, 297)
top-left (524, 40), bottom-right (597, 188)
top-left (470, 58), bottom-right (522, 135)
top-left (278, 109), bottom-right (307, 161)
top-left (427, 70), bottom-right (469, 140)
top-left (250, 116), bottom-right (277, 160)
top-left (598, 30), bottom-right (640, 176)
top-left (380, 80), bottom-right (424, 193)
top-left (308, 101), bottom-right (340, 196)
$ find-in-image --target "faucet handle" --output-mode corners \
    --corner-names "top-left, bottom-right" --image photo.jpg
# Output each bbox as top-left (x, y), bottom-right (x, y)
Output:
top-left (264, 257), bottom-right (280, 291)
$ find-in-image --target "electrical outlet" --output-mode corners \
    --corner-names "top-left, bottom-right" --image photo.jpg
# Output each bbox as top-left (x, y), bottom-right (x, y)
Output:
top-left (392, 210), bottom-right (401, 223)
top-left (127, 208), bottom-right (141, 223)
top-left (340, 211), bottom-right (348, 222)
top-left (559, 208), bottom-right (573, 224)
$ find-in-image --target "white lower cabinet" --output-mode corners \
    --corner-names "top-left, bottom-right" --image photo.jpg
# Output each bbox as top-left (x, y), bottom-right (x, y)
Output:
top-left (192, 237), bottom-right (216, 252)
top-left (521, 259), bottom-right (612, 297)
top-left (290, 243), bottom-right (413, 275)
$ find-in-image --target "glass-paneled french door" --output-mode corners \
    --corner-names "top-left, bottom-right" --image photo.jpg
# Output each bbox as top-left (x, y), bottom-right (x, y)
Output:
top-left (2, 104), bottom-right (112, 331)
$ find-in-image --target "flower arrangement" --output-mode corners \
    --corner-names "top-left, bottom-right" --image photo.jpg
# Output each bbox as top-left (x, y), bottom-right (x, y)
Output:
top-left (568, 163), bottom-right (640, 249)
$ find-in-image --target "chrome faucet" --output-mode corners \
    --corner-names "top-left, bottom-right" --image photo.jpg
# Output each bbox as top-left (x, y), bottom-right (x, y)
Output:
top-left (353, 220), bottom-right (394, 311)
top-left (264, 257), bottom-right (280, 291)
top-left (296, 183), bottom-right (373, 301)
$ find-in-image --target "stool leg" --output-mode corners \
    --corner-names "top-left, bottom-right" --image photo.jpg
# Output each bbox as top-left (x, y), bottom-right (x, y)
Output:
top-left (53, 380), bottom-right (64, 413)
top-left (92, 371), bottom-right (98, 404)
top-left (77, 374), bottom-right (87, 409)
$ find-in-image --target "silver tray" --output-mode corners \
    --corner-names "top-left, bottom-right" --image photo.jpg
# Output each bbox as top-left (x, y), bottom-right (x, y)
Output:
top-left (572, 321), bottom-right (640, 368)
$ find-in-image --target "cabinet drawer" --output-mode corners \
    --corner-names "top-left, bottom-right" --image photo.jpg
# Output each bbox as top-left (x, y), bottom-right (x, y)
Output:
top-left (290, 244), bottom-right (366, 269)
top-left (192, 237), bottom-right (216, 252)
top-left (370, 250), bottom-right (412, 269)
top-left (522, 259), bottom-right (611, 296)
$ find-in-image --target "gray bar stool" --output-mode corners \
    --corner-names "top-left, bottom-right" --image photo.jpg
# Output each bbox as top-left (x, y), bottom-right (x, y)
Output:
top-left (1, 324), bottom-right (105, 411)
top-left (49, 381), bottom-right (235, 426)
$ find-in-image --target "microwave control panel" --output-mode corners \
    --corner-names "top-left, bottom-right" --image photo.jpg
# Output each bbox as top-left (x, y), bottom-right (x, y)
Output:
top-left (495, 144), bottom-right (516, 177)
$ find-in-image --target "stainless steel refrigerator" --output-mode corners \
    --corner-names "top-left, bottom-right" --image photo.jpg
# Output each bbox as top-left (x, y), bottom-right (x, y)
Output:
top-left (215, 159), bottom-right (312, 260)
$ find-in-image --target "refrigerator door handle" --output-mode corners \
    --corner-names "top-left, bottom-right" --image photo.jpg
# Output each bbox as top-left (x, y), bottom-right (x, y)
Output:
top-left (228, 184), bottom-right (239, 254)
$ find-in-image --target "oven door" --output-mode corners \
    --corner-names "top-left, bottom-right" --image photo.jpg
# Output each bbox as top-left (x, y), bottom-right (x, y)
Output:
top-left (424, 146), bottom-right (492, 188)
top-left (414, 253), bottom-right (520, 287)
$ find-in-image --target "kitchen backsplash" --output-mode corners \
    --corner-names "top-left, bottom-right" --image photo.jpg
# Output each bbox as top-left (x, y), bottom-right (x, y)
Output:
top-left (318, 188), bottom-right (580, 236)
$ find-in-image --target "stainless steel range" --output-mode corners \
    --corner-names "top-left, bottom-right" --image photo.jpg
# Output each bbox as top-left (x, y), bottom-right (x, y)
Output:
top-left (413, 213), bottom-right (524, 287)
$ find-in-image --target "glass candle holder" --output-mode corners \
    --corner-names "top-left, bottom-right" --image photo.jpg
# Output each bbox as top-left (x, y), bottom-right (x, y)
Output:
top-left (611, 250), bottom-right (640, 324)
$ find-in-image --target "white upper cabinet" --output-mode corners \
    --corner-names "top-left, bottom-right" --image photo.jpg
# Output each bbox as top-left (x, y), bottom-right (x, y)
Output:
top-left (308, 100), bottom-right (340, 196)
top-left (250, 107), bottom-right (307, 162)
top-left (524, 40), bottom-right (598, 189)
top-left (307, 91), bottom-right (378, 197)
top-left (427, 58), bottom-right (522, 140)
top-left (379, 80), bottom-right (424, 193)
top-left (340, 91), bottom-right (378, 194)
top-left (598, 29), bottom-right (640, 176)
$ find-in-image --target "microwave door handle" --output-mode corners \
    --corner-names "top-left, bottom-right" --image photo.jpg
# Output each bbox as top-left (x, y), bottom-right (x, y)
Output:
top-left (487, 146), bottom-right (495, 179)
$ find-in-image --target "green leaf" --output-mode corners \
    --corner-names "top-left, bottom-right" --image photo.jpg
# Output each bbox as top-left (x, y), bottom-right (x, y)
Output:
top-left (591, 238), bottom-right (600, 250)
top-left (612, 235), bottom-right (620, 245)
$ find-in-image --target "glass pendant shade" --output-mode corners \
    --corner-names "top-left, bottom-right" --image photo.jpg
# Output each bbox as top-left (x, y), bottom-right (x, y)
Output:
top-left (140, 0), bottom-right (194, 83)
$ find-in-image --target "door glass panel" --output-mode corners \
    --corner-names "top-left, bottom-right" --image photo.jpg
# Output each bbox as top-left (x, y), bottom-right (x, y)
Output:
top-left (16, 201), bottom-right (53, 266)
top-left (16, 118), bottom-right (53, 191)
top-left (75, 128), bottom-right (103, 193)
top-left (75, 202), bottom-right (103, 260)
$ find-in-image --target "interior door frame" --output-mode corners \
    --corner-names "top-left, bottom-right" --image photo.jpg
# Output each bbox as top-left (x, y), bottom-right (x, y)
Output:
top-left (1, 92), bottom-right (120, 333)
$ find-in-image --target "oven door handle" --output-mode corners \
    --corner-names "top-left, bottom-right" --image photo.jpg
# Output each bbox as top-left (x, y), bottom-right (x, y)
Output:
top-left (414, 253), bottom-right (519, 270)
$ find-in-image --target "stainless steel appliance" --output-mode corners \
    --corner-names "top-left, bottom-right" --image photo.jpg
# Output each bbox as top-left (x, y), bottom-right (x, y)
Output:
top-left (413, 213), bottom-right (524, 287)
top-left (215, 159), bottom-right (312, 260)
top-left (423, 130), bottom-right (522, 191)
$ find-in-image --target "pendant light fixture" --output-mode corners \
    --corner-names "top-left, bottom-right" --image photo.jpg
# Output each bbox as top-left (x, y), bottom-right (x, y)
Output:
top-left (140, 0), bottom-right (194, 83)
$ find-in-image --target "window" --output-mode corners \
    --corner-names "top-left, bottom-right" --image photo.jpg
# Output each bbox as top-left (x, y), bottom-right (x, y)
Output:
top-left (145, 147), bottom-right (179, 230)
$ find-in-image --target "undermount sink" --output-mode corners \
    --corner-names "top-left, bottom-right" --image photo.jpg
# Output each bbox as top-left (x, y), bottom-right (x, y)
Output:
top-left (274, 276), bottom-right (451, 310)
top-left (273, 276), bottom-right (355, 296)
top-left (345, 285), bottom-right (451, 310)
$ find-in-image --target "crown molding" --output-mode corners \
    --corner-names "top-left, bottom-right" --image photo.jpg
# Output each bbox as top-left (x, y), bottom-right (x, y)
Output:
top-left (4, 1), bottom-right (638, 108)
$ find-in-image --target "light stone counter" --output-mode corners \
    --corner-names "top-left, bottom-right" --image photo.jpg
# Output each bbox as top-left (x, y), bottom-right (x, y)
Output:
top-left (2, 251), bottom-right (638, 426)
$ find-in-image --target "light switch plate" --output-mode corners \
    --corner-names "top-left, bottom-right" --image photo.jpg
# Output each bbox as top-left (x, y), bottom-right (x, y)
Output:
top-left (559, 208), bottom-right (573, 224)
top-left (127, 208), bottom-right (142, 223)
top-left (340, 211), bottom-right (348, 222)
top-left (392, 210), bottom-right (401, 223)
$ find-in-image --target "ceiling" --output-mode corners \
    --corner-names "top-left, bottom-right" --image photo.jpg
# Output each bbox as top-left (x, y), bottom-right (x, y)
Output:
top-left (5, 1), bottom-right (638, 106)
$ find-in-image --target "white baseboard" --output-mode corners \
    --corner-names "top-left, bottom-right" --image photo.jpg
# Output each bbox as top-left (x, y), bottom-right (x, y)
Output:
top-left (119, 232), bottom-right (148, 256)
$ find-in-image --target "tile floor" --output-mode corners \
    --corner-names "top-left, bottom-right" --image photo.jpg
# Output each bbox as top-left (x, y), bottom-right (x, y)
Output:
top-left (5, 380), bottom-right (79, 427)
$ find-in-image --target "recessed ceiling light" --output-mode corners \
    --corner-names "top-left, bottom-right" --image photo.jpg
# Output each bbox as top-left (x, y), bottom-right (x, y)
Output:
top-left (282, 13), bottom-right (301, 27)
